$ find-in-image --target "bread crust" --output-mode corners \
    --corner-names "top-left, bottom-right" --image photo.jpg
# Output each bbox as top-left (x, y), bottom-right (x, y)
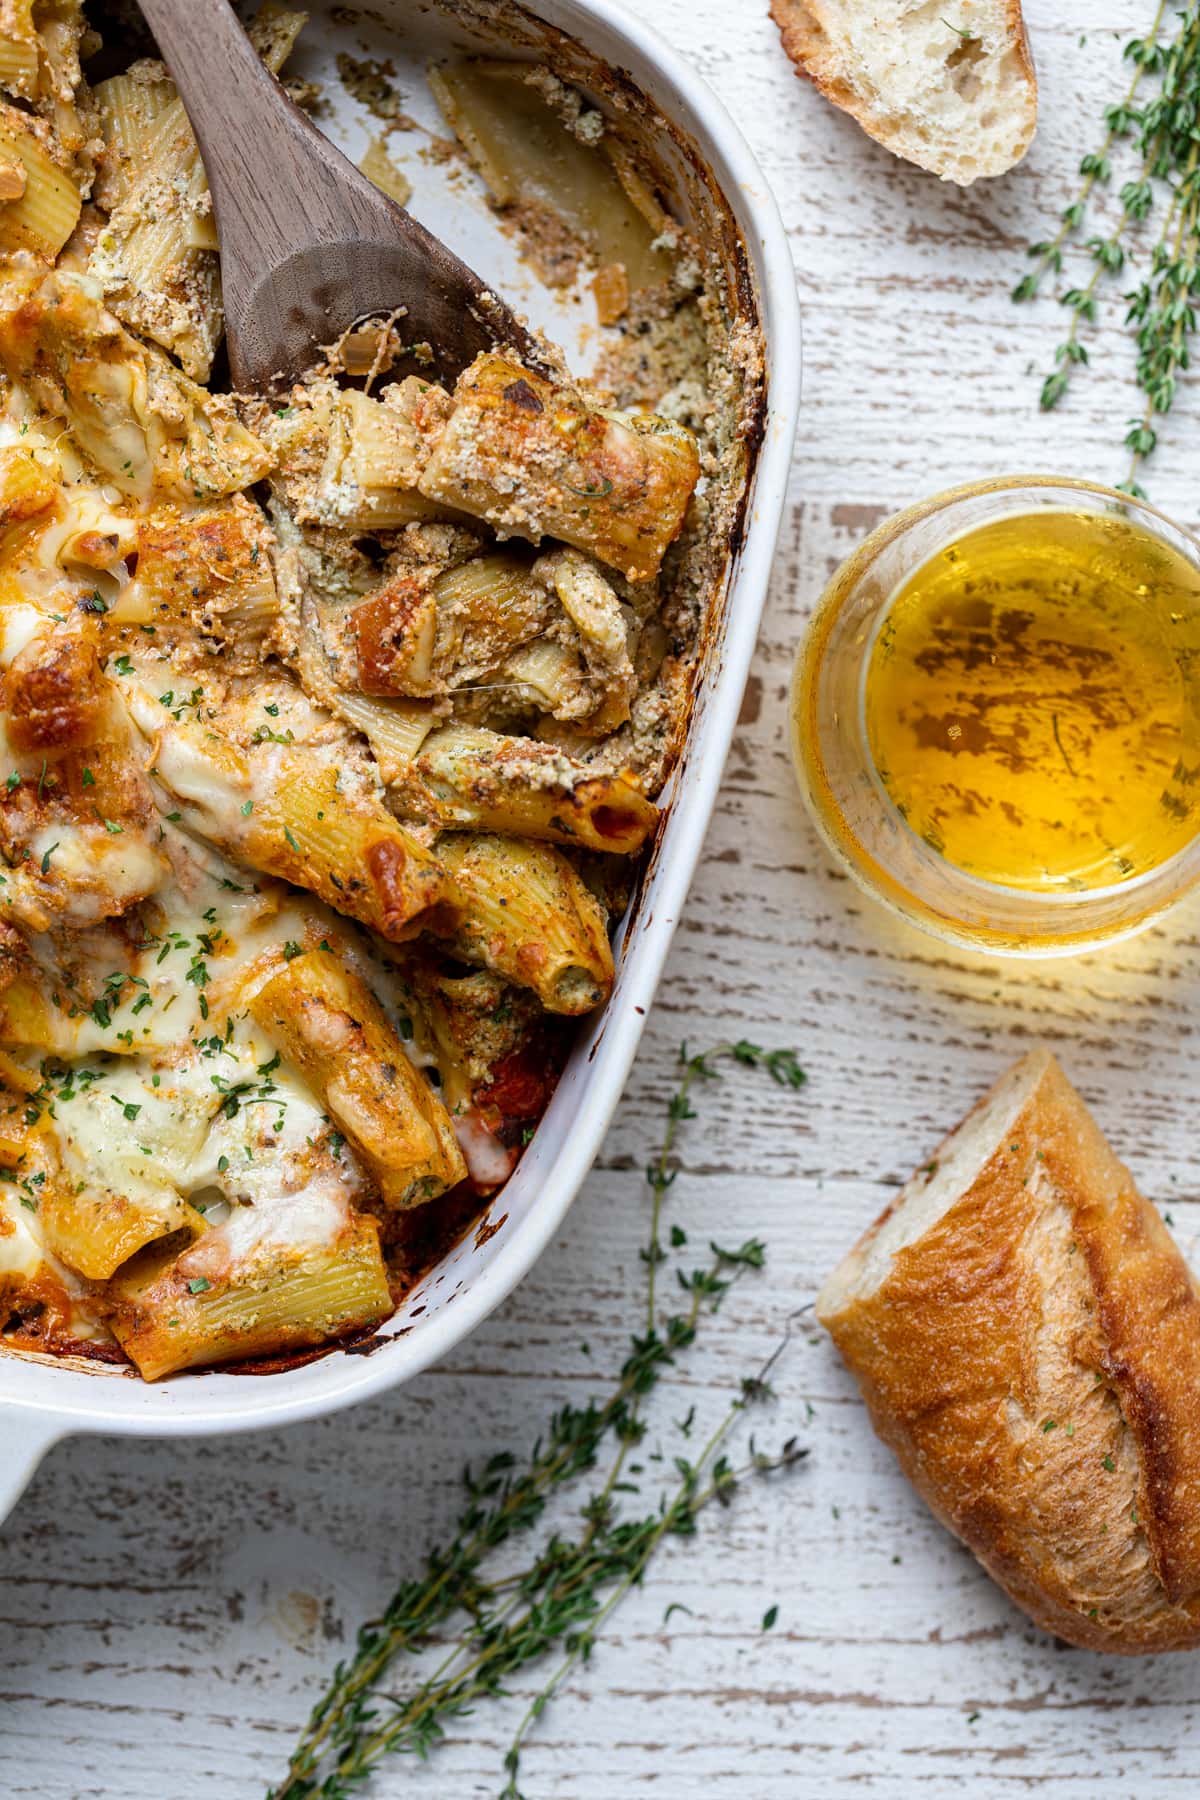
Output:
top-left (817, 1049), bottom-right (1200, 1653)
top-left (769, 0), bottom-right (1037, 186)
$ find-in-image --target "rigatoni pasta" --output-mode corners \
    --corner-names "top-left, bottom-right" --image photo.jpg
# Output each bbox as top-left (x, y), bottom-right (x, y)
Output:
top-left (87, 10), bottom-right (307, 377)
top-left (92, 70), bottom-right (174, 209)
top-left (0, 6), bottom-right (40, 105)
top-left (433, 831), bottom-right (615, 1014)
top-left (328, 693), bottom-right (436, 783)
top-left (412, 724), bottom-right (658, 853)
top-left (316, 388), bottom-right (442, 529)
top-left (414, 353), bottom-right (700, 582)
top-left (88, 94), bottom-right (224, 379)
top-left (131, 698), bottom-right (450, 940)
top-left (250, 951), bottom-right (466, 1209)
top-left (0, 116), bottom-right (81, 256)
top-left (109, 1212), bottom-right (393, 1380)
top-left (0, 266), bottom-right (272, 500)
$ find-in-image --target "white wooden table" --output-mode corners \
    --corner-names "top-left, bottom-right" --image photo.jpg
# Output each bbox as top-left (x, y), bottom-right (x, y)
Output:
top-left (8, 4), bottom-right (1200, 1795)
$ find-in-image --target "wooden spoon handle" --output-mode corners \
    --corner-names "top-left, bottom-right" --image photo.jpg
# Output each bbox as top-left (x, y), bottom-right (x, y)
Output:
top-left (135, 0), bottom-right (382, 255)
top-left (134, 0), bottom-right (545, 389)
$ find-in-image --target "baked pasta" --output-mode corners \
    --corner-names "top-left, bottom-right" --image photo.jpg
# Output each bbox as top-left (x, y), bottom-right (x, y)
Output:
top-left (0, 2), bottom-right (744, 1379)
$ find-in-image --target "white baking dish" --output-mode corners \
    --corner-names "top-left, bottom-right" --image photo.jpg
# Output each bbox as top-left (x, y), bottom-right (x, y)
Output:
top-left (0, 0), bottom-right (800, 1523)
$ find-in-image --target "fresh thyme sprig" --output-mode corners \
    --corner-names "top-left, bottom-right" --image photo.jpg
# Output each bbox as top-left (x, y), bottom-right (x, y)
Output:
top-left (272, 1039), bottom-right (808, 1800)
top-left (1013, 2), bottom-right (1200, 494)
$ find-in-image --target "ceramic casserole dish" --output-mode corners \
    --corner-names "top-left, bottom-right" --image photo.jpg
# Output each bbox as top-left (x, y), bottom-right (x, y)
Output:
top-left (0, 0), bottom-right (800, 1523)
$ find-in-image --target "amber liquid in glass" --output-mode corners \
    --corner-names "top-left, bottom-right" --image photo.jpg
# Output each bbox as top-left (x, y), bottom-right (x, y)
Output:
top-left (864, 509), bottom-right (1200, 891)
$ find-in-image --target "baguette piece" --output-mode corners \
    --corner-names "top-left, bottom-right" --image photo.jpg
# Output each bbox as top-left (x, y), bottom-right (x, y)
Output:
top-left (770, 0), bottom-right (1037, 186)
top-left (817, 1048), bottom-right (1200, 1653)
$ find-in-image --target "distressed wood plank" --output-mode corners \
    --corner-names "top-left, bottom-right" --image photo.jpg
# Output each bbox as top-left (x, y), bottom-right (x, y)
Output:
top-left (5, 3), bottom-right (1200, 1797)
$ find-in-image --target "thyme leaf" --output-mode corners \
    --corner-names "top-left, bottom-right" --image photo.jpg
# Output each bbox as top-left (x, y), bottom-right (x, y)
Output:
top-left (1014, 0), bottom-right (1200, 491)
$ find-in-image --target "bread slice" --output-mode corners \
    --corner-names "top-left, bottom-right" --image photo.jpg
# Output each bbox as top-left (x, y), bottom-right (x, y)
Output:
top-left (817, 1048), bottom-right (1200, 1653)
top-left (770, 0), bottom-right (1037, 186)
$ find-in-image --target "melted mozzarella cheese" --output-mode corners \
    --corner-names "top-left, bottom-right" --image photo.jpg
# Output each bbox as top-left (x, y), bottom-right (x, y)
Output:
top-left (29, 823), bottom-right (165, 919)
top-left (0, 1186), bottom-right (108, 1340)
top-left (0, 1196), bottom-right (47, 1279)
top-left (28, 817), bottom-right (397, 1292)
top-left (0, 605), bottom-right (51, 666)
top-left (453, 1109), bottom-right (517, 1186)
top-left (186, 1064), bottom-right (360, 1266)
top-left (51, 1053), bottom-right (220, 1216)
top-left (123, 682), bottom-right (252, 845)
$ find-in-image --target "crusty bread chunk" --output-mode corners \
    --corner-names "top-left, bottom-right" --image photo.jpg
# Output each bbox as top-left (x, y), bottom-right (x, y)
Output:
top-left (818, 1048), bottom-right (1200, 1653)
top-left (770, 0), bottom-right (1037, 185)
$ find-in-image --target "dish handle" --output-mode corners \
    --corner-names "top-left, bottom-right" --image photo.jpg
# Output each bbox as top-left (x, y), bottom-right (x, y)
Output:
top-left (0, 1412), bottom-right (63, 1528)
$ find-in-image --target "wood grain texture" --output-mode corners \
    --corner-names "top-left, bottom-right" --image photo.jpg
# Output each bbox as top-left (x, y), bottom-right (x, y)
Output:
top-left (133, 0), bottom-right (535, 387)
top-left (7, 2), bottom-right (1200, 1795)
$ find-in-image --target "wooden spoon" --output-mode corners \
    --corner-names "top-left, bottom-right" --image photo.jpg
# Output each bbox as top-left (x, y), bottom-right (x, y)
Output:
top-left (135, 0), bottom-right (543, 391)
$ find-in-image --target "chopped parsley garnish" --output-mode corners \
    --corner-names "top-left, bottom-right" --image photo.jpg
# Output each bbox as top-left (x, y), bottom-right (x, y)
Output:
top-left (564, 476), bottom-right (614, 498)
